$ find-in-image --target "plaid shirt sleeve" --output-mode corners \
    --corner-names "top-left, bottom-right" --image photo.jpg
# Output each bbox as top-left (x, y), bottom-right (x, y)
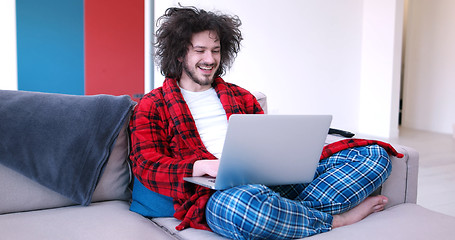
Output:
top-left (129, 89), bottom-right (197, 201)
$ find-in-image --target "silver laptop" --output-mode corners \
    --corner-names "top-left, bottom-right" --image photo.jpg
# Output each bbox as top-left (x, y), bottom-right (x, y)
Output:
top-left (183, 114), bottom-right (332, 190)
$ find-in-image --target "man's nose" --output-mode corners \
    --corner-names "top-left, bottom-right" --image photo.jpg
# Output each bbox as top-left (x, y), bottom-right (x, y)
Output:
top-left (202, 52), bottom-right (216, 64)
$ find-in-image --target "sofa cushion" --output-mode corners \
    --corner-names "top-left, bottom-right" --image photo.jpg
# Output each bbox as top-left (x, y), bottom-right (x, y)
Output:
top-left (306, 204), bottom-right (455, 240)
top-left (150, 204), bottom-right (455, 240)
top-left (0, 161), bottom-right (74, 214)
top-left (0, 201), bottom-right (174, 240)
top-left (0, 122), bottom-right (131, 214)
top-left (151, 217), bottom-right (228, 240)
top-left (91, 122), bottom-right (132, 203)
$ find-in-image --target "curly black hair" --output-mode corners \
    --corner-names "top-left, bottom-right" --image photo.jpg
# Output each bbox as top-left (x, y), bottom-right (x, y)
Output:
top-left (154, 6), bottom-right (243, 79)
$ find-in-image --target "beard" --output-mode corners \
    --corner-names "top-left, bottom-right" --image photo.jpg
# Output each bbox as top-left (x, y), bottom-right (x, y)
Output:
top-left (182, 61), bottom-right (217, 87)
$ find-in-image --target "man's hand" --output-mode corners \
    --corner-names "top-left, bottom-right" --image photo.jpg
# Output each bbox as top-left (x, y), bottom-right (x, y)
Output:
top-left (193, 160), bottom-right (219, 177)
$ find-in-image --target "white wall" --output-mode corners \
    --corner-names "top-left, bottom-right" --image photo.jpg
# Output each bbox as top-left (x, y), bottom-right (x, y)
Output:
top-left (154, 0), bottom-right (404, 138)
top-left (359, 0), bottom-right (403, 138)
top-left (0, 0), bottom-right (18, 90)
top-left (402, 0), bottom-right (455, 134)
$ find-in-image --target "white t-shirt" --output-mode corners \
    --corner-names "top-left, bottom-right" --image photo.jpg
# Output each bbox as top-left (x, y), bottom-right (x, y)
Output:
top-left (180, 87), bottom-right (228, 159)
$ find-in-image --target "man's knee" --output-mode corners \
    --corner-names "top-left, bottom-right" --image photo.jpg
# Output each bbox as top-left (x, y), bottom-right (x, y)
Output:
top-left (361, 145), bottom-right (392, 182)
top-left (371, 145), bottom-right (392, 172)
top-left (206, 184), bottom-right (274, 238)
top-left (207, 184), bottom-right (272, 219)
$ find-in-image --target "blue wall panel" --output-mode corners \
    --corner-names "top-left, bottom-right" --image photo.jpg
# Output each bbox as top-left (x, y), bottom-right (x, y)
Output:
top-left (16, 0), bottom-right (84, 95)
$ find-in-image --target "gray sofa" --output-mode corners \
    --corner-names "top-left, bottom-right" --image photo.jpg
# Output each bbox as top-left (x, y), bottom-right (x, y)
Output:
top-left (1, 90), bottom-right (454, 240)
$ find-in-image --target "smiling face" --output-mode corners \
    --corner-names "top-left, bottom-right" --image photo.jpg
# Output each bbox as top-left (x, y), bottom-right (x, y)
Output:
top-left (179, 30), bottom-right (221, 92)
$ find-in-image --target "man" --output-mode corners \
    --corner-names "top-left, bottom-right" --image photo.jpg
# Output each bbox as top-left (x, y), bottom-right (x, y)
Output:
top-left (129, 6), bottom-right (400, 239)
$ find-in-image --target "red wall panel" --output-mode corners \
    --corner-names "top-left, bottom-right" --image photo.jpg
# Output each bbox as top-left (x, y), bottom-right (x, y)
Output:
top-left (85, 0), bottom-right (144, 101)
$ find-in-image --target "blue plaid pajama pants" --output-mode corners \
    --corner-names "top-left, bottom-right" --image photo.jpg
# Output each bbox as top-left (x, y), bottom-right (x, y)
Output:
top-left (205, 145), bottom-right (392, 240)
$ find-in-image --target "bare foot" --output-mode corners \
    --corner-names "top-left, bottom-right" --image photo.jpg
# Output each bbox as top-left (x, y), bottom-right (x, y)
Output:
top-left (332, 195), bottom-right (388, 229)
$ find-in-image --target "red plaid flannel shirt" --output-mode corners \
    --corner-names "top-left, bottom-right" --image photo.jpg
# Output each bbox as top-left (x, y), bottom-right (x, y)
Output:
top-left (129, 77), bottom-right (404, 231)
top-left (129, 77), bottom-right (264, 231)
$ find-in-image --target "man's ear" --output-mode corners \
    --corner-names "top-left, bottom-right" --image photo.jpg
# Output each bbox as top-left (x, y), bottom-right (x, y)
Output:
top-left (178, 57), bottom-right (183, 62)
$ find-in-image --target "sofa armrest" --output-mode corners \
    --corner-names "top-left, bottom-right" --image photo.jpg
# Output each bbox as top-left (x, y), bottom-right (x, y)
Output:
top-left (251, 91), bottom-right (268, 114)
top-left (382, 144), bottom-right (419, 208)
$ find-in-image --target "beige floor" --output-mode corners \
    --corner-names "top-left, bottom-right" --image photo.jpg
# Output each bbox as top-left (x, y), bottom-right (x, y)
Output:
top-left (388, 127), bottom-right (455, 217)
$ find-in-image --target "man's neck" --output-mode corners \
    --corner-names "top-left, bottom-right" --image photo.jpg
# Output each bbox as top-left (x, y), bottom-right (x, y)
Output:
top-left (178, 76), bottom-right (213, 92)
